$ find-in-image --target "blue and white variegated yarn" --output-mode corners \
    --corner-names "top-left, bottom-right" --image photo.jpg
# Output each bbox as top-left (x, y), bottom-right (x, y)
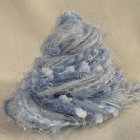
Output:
top-left (4, 11), bottom-right (140, 133)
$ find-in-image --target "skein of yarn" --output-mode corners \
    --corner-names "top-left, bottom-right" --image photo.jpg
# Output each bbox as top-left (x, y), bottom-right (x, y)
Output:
top-left (4, 11), bottom-right (140, 133)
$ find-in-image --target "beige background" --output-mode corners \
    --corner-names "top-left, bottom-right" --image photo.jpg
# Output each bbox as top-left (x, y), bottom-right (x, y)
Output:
top-left (0, 0), bottom-right (140, 140)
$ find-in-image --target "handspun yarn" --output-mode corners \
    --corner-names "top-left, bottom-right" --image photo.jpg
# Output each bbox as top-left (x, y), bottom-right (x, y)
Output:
top-left (4, 11), bottom-right (140, 133)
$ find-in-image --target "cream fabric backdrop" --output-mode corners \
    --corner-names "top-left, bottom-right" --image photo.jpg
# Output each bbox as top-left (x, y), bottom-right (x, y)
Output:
top-left (0, 0), bottom-right (140, 140)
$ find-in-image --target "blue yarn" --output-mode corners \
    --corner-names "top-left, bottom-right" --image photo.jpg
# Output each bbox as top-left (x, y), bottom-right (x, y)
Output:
top-left (4, 11), bottom-right (140, 133)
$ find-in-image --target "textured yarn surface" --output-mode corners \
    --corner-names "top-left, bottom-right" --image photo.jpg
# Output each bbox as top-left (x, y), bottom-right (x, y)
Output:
top-left (4, 11), bottom-right (140, 133)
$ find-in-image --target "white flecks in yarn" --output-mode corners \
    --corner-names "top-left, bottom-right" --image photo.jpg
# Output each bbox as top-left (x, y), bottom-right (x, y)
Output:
top-left (79, 61), bottom-right (90, 73)
top-left (75, 107), bottom-right (87, 119)
top-left (41, 67), bottom-right (53, 77)
top-left (63, 66), bottom-right (75, 74)
top-left (59, 95), bottom-right (72, 103)
top-left (94, 113), bottom-right (103, 124)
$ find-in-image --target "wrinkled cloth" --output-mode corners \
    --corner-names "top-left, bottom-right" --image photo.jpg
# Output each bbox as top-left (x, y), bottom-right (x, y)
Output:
top-left (4, 11), bottom-right (140, 133)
